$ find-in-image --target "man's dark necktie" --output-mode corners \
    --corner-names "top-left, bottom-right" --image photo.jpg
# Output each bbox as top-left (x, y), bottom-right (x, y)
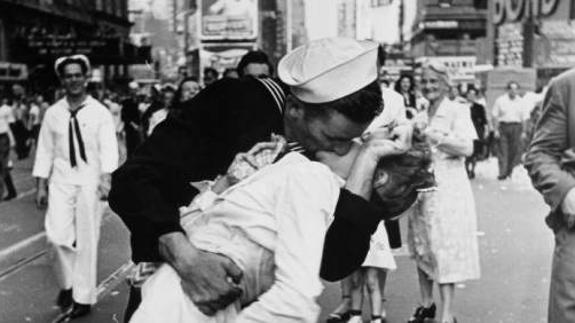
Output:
top-left (69, 104), bottom-right (87, 168)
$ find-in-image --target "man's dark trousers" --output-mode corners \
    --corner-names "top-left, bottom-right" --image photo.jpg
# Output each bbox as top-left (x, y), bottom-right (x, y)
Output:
top-left (498, 122), bottom-right (522, 178)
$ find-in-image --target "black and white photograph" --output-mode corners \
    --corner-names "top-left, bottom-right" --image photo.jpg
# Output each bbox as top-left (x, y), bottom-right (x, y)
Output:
top-left (0, 0), bottom-right (573, 322)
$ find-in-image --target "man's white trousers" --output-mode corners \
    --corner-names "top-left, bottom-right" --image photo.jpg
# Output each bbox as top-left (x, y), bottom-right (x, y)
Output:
top-left (45, 182), bottom-right (103, 305)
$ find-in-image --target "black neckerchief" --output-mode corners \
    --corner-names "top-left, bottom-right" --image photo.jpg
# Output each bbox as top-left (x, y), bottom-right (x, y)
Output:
top-left (68, 103), bottom-right (87, 167)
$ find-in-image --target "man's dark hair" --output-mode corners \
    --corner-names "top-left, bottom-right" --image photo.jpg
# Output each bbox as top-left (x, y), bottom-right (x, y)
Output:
top-left (223, 68), bottom-right (238, 78)
top-left (299, 80), bottom-right (383, 124)
top-left (394, 74), bottom-right (415, 94)
top-left (173, 76), bottom-right (199, 104)
top-left (204, 67), bottom-right (219, 78)
top-left (56, 57), bottom-right (89, 77)
top-left (237, 50), bottom-right (273, 77)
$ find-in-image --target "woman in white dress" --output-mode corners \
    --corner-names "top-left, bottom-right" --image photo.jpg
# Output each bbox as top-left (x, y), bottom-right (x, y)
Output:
top-left (407, 64), bottom-right (481, 323)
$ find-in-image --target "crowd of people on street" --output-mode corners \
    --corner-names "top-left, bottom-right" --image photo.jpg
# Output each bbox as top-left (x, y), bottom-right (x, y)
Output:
top-left (2, 35), bottom-right (575, 323)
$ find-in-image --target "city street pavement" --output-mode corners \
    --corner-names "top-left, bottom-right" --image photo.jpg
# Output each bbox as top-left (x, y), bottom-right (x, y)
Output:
top-left (0, 155), bottom-right (554, 323)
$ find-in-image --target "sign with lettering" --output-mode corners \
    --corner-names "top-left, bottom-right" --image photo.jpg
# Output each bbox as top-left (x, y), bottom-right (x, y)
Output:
top-left (420, 20), bottom-right (459, 29)
top-left (200, 0), bottom-right (258, 40)
top-left (11, 36), bottom-right (121, 62)
top-left (417, 56), bottom-right (477, 81)
top-left (493, 0), bottom-right (559, 25)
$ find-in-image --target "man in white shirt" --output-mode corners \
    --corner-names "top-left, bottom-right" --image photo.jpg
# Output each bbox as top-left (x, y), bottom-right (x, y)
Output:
top-left (0, 97), bottom-right (15, 201)
top-left (492, 81), bottom-right (528, 180)
top-left (33, 54), bottom-right (118, 319)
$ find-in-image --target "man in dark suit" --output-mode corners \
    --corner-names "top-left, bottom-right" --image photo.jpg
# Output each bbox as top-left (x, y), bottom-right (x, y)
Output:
top-left (109, 38), bottom-right (412, 321)
top-left (120, 82), bottom-right (142, 157)
top-left (525, 68), bottom-right (575, 323)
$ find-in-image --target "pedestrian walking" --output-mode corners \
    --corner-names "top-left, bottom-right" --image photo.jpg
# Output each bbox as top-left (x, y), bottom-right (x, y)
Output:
top-left (524, 68), bottom-right (575, 323)
top-left (3, 159), bottom-right (17, 201)
top-left (174, 77), bottom-right (201, 105)
top-left (0, 97), bottom-right (15, 201)
top-left (121, 82), bottom-right (143, 158)
top-left (11, 97), bottom-right (31, 159)
top-left (492, 81), bottom-right (528, 180)
top-left (109, 37), bottom-right (413, 322)
top-left (465, 88), bottom-right (488, 179)
top-left (145, 83), bottom-right (176, 136)
top-left (28, 95), bottom-right (42, 139)
top-left (395, 74), bottom-right (416, 108)
top-left (407, 63), bottom-right (480, 323)
top-left (343, 222), bottom-right (397, 323)
top-left (222, 68), bottom-right (239, 79)
top-left (203, 67), bottom-right (219, 87)
top-left (32, 54), bottom-right (118, 319)
top-left (236, 50), bottom-right (273, 78)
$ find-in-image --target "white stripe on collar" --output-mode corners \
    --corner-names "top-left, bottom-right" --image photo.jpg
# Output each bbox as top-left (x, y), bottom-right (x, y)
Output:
top-left (257, 78), bottom-right (285, 114)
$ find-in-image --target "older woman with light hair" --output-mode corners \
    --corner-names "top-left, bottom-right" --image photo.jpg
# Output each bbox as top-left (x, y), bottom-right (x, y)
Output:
top-left (406, 64), bottom-right (481, 323)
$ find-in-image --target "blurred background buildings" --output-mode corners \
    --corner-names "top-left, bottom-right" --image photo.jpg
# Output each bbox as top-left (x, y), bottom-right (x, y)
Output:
top-left (1, 0), bottom-right (575, 97)
top-left (0, 0), bottom-right (151, 94)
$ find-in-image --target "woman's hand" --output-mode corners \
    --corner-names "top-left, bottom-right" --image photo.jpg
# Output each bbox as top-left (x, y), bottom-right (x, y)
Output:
top-left (360, 125), bottom-right (410, 162)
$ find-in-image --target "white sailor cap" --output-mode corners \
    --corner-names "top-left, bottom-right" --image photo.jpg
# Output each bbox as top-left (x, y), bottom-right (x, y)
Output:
top-left (278, 37), bottom-right (379, 104)
top-left (54, 54), bottom-right (91, 77)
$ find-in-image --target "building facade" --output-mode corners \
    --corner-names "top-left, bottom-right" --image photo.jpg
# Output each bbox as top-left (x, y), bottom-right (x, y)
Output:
top-left (491, 0), bottom-right (575, 83)
top-left (409, 0), bottom-right (488, 58)
top-left (408, 0), bottom-right (488, 83)
top-left (0, 0), bottom-right (149, 94)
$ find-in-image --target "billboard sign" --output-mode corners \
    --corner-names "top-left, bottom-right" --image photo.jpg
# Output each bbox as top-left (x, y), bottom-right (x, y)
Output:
top-left (417, 56), bottom-right (477, 82)
top-left (200, 0), bottom-right (258, 41)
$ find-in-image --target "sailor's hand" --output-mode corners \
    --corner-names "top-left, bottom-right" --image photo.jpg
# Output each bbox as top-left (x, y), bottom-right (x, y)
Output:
top-left (159, 233), bottom-right (243, 316)
top-left (35, 178), bottom-right (48, 209)
top-left (35, 187), bottom-right (48, 209)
